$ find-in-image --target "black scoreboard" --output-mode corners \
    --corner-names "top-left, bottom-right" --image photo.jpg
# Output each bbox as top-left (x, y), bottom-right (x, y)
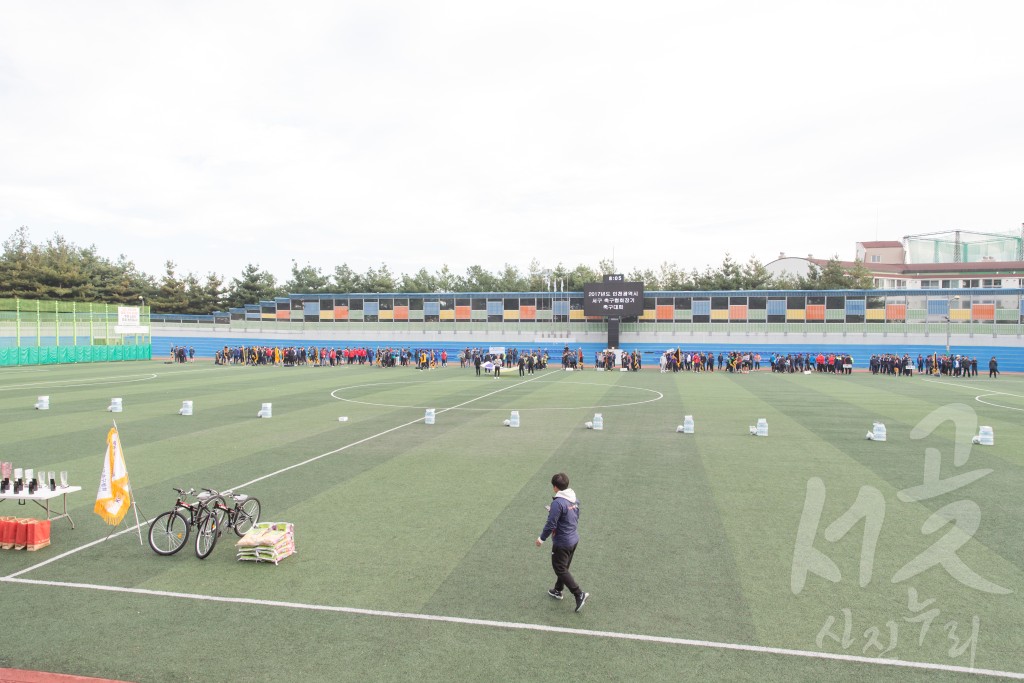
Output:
top-left (582, 275), bottom-right (644, 317)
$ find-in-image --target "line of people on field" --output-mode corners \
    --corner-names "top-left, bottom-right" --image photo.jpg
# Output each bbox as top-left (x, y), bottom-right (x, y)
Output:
top-left (214, 345), bottom-right (376, 367)
top-left (869, 353), bottom-right (1002, 378)
top-left (169, 345), bottom-right (195, 363)
top-left (470, 348), bottom-right (550, 376)
top-left (916, 353), bottom-right (982, 377)
top-left (596, 350), bottom-right (642, 371)
top-left (869, 353), bottom-right (916, 376)
top-left (659, 350), bottom-right (761, 373)
top-left (374, 347), bottom-right (448, 369)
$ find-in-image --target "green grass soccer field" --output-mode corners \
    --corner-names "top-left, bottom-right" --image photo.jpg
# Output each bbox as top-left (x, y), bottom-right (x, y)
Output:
top-left (2, 361), bottom-right (1023, 682)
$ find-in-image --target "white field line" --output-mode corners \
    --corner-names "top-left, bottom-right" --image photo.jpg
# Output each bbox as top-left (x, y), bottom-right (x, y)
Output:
top-left (3, 578), bottom-right (1023, 680)
top-left (3, 372), bottom-right (549, 580)
top-left (920, 377), bottom-right (1024, 398)
top-left (331, 378), bottom-right (663, 411)
top-left (0, 364), bottom-right (228, 392)
top-left (921, 377), bottom-right (1024, 411)
top-left (974, 396), bottom-right (1024, 412)
top-left (0, 373), bottom-right (159, 391)
top-left (0, 524), bottom-right (148, 580)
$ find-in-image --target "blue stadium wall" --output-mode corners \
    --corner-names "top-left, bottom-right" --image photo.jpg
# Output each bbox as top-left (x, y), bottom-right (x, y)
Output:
top-left (152, 335), bottom-right (1024, 372)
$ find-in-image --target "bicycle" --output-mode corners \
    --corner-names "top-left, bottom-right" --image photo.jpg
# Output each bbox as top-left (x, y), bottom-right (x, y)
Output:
top-left (192, 489), bottom-right (261, 559)
top-left (193, 491), bottom-right (262, 561)
top-left (147, 488), bottom-right (222, 558)
top-left (209, 490), bottom-right (261, 537)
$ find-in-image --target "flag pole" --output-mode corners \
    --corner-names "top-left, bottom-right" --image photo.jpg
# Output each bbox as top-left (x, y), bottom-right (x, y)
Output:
top-left (103, 501), bottom-right (148, 545)
top-left (116, 420), bottom-right (148, 545)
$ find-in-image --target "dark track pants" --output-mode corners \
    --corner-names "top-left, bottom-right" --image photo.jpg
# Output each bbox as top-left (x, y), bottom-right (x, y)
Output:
top-left (551, 543), bottom-right (581, 597)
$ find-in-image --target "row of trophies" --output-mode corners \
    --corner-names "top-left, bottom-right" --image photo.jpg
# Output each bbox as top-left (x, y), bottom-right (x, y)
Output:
top-left (0, 462), bottom-right (68, 495)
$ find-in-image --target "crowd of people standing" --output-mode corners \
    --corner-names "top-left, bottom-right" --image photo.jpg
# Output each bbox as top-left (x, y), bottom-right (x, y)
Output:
top-left (214, 345), bottom-right (378, 366)
top-left (169, 345), bottom-right (195, 363)
top-left (659, 350), bottom-right (760, 373)
top-left (205, 344), bottom-right (1003, 378)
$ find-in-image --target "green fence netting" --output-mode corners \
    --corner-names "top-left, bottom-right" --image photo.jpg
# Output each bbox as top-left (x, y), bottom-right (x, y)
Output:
top-left (0, 298), bottom-right (151, 366)
top-left (0, 344), bottom-right (151, 366)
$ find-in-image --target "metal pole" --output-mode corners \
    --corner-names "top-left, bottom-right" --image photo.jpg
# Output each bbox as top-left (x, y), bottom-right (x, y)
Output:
top-left (946, 294), bottom-right (960, 353)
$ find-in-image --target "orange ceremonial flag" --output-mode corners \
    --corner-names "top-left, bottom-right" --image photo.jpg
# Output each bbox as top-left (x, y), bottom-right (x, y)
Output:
top-left (94, 425), bottom-right (132, 525)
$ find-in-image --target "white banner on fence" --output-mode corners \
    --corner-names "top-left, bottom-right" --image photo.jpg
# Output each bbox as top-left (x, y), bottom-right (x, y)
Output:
top-left (114, 306), bottom-right (149, 334)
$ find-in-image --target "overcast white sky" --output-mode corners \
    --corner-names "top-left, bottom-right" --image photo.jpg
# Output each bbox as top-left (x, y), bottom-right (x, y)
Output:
top-left (1, 1), bottom-right (1022, 286)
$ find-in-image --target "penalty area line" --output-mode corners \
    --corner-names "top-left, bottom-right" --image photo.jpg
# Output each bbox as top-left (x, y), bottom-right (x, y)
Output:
top-left (2, 578), bottom-right (1022, 680)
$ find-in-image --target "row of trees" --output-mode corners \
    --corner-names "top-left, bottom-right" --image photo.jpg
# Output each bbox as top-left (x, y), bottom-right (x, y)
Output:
top-left (0, 227), bottom-right (875, 314)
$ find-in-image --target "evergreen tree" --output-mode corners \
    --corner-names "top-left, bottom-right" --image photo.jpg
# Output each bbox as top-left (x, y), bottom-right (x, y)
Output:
top-left (332, 264), bottom-right (362, 293)
top-left (626, 267), bottom-right (659, 290)
top-left (434, 264), bottom-right (462, 292)
top-left (845, 259), bottom-right (876, 289)
top-left (526, 259), bottom-right (547, 291)
top-left (551, 264), bottom-right (570, 289)
top-left (181, 273), bottom-right (204, 314)
top-left (804, 256), bottom-right (873, 289)
top-left (658, 262), bottom-right (690, 290)
top-left (285, 260), bottom-right (331, 293)
top-left (359, 263), bottom-right (397, 293)
top-left (771, 272), bottom-right (803, 290)
top-left (716, 254), bottom-right (744, 289)
top-left (495, 264), bottom-right (526, 292)
top-left (690, 265), bottom-right (716, 290)
top-left (400, 267), bottom-right (437, 293)
top-left (740, 256), bottom-right (774, 289)
top-left (153, 261), bottom-right (188, 312)
top-left (463, 265), bottom-right (497, 291)
top-left (203, 272), bottom-right (226, 311)
top-left (567, 264), bottom-right (598, 290)
top-left (181, 271), bottom-right (226, 314)
top-left (225, 263), bottom-right (279, 308)
top-left (34, 235), bottom-right (92, 300)
top-left (0, 227), bottom-right (46, 298)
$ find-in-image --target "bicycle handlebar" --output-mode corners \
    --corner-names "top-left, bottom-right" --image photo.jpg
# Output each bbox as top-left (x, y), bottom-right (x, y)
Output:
top-left (171, 486), bottom-right (242, 502)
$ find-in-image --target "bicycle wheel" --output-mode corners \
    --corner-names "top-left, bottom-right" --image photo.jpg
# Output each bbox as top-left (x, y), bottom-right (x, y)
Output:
top-left (195, 510), bottom-right (219, 559)
top-left (233, 497), bottom-right (261, 536)
top-left (148, 511), bottom-right (190, 555)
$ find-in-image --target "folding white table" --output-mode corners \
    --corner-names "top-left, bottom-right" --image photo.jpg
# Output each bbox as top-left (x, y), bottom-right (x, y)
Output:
top-left (0, 485), bottom-right (82, 528)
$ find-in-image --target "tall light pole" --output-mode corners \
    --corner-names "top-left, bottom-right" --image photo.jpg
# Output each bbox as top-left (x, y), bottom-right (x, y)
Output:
top-left (945, 294), bottom-right (960, 353)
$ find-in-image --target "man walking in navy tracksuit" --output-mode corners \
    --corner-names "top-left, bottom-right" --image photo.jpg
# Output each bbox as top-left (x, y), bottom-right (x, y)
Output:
top-left (535, 472), bottom-right (589, 612)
